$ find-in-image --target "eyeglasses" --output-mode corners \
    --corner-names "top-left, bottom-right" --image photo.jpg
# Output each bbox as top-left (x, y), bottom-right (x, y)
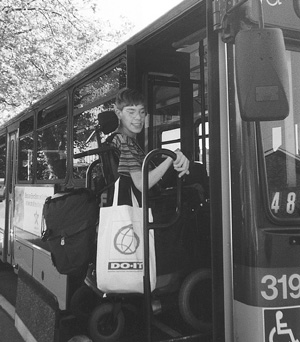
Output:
top-left (124, 107), bottom-right (147, 118)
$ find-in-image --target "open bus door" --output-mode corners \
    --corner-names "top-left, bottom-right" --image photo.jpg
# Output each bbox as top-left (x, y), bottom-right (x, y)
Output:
top-left (4, 128), bottom-right (17, 265)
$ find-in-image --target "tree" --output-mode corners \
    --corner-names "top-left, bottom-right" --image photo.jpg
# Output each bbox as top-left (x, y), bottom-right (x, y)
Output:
top-left (0, 0), bottom-right (134, 124)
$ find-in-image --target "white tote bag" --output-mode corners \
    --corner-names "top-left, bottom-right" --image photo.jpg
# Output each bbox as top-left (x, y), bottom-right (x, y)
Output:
top-left (96, 178), bottom-right (156, 293)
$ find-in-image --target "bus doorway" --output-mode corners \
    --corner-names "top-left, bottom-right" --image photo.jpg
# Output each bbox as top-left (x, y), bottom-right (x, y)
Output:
top-left (126, 46), bottom-right (212, 339)
top-left (127, 47), bottom-right (194, 156)
top-left (4, 130), bottom-right (17, 265)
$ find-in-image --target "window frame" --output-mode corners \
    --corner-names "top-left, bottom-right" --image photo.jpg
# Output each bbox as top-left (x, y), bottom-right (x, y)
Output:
top-left (0, 132), bottom-right (6, 199)
top-left (36, 99), bottom-right (68, 183)
top-left (18, 114), bottom-right (34, 183)
top-left (258, 46), bottom-right (300, 225)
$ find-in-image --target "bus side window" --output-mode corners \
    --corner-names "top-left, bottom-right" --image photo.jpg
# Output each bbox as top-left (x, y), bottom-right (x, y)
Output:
top-left (73, 110), bottom-right (100, 180)
top-left (197, 121), bottom-right (209, 173)
top-left (18, 116), bottom-right (34, 182)
top-left (37, 102), bottom-right (67, 181)
top-left (161, 128), bottom-right (181, 151)
top-left (0, 136), bottom-right (6, 199)
top-left (72, 62), bottom-right (126, 180)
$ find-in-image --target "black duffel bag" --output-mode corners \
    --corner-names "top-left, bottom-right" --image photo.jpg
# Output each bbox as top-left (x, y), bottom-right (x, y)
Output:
top-left (41, 188), bottom-right (98, 276)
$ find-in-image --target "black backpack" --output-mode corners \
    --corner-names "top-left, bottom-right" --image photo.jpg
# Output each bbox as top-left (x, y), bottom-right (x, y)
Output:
top-left (41, 188), bottom-right (98, 276)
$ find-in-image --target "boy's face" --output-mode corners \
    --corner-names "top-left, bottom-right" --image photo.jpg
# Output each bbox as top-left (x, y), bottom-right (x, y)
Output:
top-left (116, 104), bottom-right (146, 137)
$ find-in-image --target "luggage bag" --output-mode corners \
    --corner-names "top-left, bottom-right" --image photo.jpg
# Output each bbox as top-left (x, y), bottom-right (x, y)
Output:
top-left (42, 188), bottom-right (98, 276)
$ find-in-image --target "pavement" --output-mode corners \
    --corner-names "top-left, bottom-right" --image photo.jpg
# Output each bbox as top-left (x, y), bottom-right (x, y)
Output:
top-left (0, 262), bottom-right (91, 342)
top-left (0, 294), bottom-right (25, 342)
top-left (0, 261), bottom-right (25, 342)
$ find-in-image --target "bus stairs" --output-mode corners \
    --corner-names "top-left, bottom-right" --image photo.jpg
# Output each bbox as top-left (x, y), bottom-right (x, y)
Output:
top-left (59, 305), bottom-right (212, 342)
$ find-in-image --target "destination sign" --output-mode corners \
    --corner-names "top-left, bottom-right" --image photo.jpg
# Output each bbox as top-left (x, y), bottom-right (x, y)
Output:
top-left (270, 189), bottom-right (300, 219)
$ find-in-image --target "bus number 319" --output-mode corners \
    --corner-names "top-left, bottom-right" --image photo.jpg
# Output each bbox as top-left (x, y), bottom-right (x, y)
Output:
top-left (261, 274), bottom-right (300, 300)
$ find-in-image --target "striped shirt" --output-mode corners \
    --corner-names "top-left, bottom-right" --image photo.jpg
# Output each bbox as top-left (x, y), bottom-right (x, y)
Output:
top-left (111, 133), bottom-right (145, 177)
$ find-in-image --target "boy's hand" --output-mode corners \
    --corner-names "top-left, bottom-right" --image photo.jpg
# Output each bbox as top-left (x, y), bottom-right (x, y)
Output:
top-left (173, 149), bottom-right (190, 178)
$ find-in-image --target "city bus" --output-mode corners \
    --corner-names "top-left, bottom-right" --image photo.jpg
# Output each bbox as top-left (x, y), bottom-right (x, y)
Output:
top-left (0, 0), bottom-right (300, 341)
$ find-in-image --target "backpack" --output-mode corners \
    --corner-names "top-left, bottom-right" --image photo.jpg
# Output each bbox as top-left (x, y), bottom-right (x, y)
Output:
top-left (41, 188), bottom-right (98, 276)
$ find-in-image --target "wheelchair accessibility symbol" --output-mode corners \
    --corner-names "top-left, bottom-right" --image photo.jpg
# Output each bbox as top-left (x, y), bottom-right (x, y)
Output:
top-left (269, 311), bottom-right (299, 342)
top-left (265, 308), bottom-right (300, 342)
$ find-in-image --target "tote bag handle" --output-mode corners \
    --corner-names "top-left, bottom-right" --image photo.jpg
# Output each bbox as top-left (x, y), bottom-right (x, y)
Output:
top-left (112, 178), bottom-right (139, 208)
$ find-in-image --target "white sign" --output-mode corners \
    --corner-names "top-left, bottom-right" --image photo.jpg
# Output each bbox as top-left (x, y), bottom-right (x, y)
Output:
top-left (14, 186), bottom-right (54, 236)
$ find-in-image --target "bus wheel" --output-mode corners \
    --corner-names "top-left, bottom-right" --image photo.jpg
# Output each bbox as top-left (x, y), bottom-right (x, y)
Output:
top-left (178, 268), bottom-right (213, 332)
top-left (88, 303), bottom-right (125, 342)
top-left (70, 285), bottom-right (99, 323)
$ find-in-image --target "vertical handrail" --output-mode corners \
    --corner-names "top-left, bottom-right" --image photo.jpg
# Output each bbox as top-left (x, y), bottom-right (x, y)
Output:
top-left (142, 148), bottom-right (182, 342)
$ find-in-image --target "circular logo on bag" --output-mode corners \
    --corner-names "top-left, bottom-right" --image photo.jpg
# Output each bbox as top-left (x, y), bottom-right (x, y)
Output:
top-left (114, 224), bottom-right (140, 254)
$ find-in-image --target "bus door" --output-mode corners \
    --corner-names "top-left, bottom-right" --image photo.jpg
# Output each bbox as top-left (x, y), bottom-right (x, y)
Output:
top-left (127, 47), bottom-right (194, 156)
top-left (4, 130), bottom-right (17, 264)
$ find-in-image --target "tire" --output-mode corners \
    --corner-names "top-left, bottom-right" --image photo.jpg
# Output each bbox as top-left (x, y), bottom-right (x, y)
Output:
top-left (178, 268), bottom-right (213, 332)
top-left (70, 285), bottom-right (99, 323)
top-left (88, 303), bottom-right (125, 342)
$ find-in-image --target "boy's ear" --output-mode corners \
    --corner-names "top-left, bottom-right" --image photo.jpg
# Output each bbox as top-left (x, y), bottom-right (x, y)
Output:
top-left (113, 104), bottom-right (121, 119)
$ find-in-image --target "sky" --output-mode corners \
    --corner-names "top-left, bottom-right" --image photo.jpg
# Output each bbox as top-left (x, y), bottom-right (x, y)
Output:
top-left (95, 0), bottom-right (184, 31)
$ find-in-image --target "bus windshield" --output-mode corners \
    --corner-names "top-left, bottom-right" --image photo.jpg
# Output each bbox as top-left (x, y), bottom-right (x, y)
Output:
top-left (261, 49), bottom-right (300, 220)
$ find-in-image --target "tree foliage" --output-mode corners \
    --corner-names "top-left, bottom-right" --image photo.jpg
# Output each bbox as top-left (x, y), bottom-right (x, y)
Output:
top-left (0, 0), bottom-right (134, 124)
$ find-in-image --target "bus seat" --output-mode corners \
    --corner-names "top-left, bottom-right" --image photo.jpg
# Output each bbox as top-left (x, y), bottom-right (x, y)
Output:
top-left (97, 111), bottom-right (118, 135)
top-left (185, 161), bottom-right (209, 202)
top-left (89, 111), bottom-right (119, 205)
top-left (160, 161), bottom-right (209, 203)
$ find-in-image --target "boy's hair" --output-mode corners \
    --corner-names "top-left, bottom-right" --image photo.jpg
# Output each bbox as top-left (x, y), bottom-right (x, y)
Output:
top-left (115, 88), bottom-right (145, 110)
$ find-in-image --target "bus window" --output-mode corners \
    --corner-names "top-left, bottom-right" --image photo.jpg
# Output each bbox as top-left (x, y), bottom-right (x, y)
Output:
top-left (37, 101), bottom-right (67, 181)
top-left (18, 116), bottom-right (34, 181)
top-left (149, 76), bottom-right (181, 151)
top-left (261, 49), bottom-right (300, 219)
top-left (73, 63), bottom-right (126, 179)
top-left (161, 128), bottom-right (181, 151)
top-left (73, 63), bottom-right (126, 111)
top-left (190, 40), bottom-right (208, 169)
top-left (73, 109), bottom-right (101, 179)
top-left (0, 136), bottom-right (6, 198)
top-left (197, 121), bottom-right (209, 169)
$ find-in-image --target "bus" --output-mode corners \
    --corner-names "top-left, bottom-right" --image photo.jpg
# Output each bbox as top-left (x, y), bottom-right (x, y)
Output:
top-left (0, 0), bottom-right (300, 341)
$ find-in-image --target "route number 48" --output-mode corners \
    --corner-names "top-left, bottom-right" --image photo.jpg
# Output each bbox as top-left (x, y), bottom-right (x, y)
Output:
top-left (271, 192), bottom-right (296, 214)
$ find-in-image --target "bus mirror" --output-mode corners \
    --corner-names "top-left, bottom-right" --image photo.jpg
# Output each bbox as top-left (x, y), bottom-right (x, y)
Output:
top-left (294, 0), bottom-right (300, 18)
top-left (235, 28), bottom-right (289, 121)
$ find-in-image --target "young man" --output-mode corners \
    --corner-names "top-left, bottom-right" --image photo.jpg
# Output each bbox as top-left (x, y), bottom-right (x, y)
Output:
top-left (111, 87), bottom-right (190, 195)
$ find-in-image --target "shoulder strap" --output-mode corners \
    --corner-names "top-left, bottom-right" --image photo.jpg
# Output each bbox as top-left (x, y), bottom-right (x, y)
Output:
top-left (105, 131), bottom-right (121, 144)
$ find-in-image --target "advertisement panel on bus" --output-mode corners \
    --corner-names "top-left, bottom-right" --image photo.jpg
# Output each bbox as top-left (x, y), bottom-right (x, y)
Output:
top-left (14, 186), bottom-right (54, 235)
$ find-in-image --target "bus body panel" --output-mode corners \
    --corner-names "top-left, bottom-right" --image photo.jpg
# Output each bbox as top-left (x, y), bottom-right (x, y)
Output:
top-left (12, 185), bottom-right (68, 310)
top-left (14, 240), bottom-right (33, 275)
top-left (234, 301), bottom-right (300, 342)
top-left (229, 35), bottom-right (300, 341)
top-left (14, 241), bottom-right (68, 311)
top-left (32, 246), bottom-right (68, 310)
top-left (233, 301), bottom-right (263, 342)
